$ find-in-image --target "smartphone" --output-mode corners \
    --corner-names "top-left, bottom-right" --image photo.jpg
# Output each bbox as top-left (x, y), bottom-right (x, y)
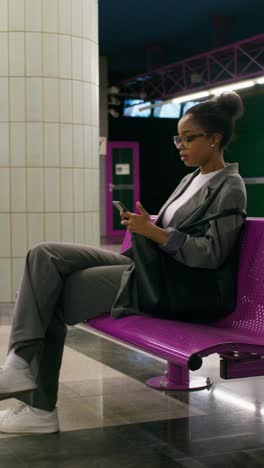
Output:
top-left (112, 200), bottom-right (129, 212)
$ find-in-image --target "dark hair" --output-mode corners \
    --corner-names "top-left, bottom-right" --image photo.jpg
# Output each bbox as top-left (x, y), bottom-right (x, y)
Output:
top-left (185, 91), bottom-right (244, 149)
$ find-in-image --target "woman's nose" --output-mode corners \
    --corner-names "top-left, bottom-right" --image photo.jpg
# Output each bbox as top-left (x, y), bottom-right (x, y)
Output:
top-left (177, 139), bottom-right (185, 150)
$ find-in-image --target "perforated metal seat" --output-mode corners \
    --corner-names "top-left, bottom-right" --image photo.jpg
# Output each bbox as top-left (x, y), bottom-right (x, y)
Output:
top-left (86, 218), bottom-right (264, 390)
top-left (216, 219), bottom-right (264, 337)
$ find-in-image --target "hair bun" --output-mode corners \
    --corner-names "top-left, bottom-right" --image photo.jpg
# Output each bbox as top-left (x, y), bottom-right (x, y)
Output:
top-left (214, 91), bottom-right (244, 120)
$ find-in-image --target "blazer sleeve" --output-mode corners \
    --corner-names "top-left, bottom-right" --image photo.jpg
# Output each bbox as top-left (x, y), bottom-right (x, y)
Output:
top-left (159, 177), bottom-right (247, 269)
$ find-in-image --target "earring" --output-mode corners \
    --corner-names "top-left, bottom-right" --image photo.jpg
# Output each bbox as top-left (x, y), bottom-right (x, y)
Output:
top-left (211, 144), bottom-right (215, 147)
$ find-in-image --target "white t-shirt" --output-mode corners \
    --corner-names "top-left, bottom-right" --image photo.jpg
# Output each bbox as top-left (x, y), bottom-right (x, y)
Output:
top-left (162, 169), bottom-right (224, 228)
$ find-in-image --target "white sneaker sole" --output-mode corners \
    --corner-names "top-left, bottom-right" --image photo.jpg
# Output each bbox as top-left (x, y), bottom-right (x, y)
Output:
top-left (1, 425), bottom-right (60, 434)
top-left (0, 386), bottom-right (37, 401)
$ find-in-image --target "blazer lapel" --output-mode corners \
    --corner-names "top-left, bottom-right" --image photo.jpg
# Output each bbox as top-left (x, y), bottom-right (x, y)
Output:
top-left (155, 169), bottom-right (199, 224)
top-left (168, 184), bottom-right (214, 228)
top-left (155, 163), bottom-right (239, 228)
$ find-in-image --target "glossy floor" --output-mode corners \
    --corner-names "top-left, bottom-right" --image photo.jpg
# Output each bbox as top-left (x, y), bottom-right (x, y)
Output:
top-left (0, 307), bottom-right (264, 467)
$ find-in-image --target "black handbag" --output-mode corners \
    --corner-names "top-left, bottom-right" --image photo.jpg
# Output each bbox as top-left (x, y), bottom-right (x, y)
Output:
top-left (131, 208), bottom-right (246, 322)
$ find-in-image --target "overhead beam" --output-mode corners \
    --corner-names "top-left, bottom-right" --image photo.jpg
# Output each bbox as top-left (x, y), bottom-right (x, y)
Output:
top-left (119, 34), bottom-right (264, 101)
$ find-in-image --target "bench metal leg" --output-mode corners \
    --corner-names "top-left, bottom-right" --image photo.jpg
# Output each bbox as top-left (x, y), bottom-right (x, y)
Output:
top-left (146, 362), bottom-right (213, 391)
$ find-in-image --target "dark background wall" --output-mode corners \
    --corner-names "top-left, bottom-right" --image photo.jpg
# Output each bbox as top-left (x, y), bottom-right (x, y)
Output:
top-left (109, 89), bottom-right (264, 216)
top-left (109, 117), bottom-right (189, 214)
top-left (225, 89), bottom-right (264, 216)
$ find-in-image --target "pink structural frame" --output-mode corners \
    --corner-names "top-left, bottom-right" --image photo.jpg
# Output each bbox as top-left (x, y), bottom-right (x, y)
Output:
top-left (120, 34), bottom-right (264, 101)
top-left (106, 141), bottom-right (140, 238)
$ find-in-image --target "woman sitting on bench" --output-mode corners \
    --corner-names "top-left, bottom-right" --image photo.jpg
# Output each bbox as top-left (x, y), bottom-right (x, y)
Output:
top-left (0, 91), bottom-right (246, 434)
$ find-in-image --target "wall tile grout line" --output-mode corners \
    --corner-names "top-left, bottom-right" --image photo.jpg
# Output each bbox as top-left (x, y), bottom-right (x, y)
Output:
top-left (24, 0), bottom-right (29, 265)
top-left (57, 0), bottom-right (62, 242)
top-left (0, 75), bottom-right (99, 87)
top-left (0, 121), bottom-right (99, 128)
top-left (0, 28), bottom-right (99, 44)
top-left (0, 166), bottom-right (99, 170)
top-left (41, 0), bottom-right (46, 243)
top-left (7, 0), bottom-right (13, 302)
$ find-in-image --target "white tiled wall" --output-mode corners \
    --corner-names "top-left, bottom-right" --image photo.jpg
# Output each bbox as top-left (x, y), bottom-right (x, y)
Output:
top-left (0, 123), bottom-right (9, 166)
top-left (44, 123), bottom-right (60, 166)
top-left (73, 125), bottom-right (84, 167)
top-left (61, 213), bottom-right (74, 242)
top-left (11, 213), bottom-right (27, 257)
top-left (44, 78), bottom-right (59, 122)
top-left (44, 35), bottom-right (59, 78)
top-left (60, 79), bottom-right (72, 123)
top-left (26, 33), bottom-right (42, 76)
top-left (26, 78), bottom-right (43, 121)
top-left (25, 0), bottom-right (42, 32)
top-left (45, 213), bottom-right (60, 242)
top-left (0, 0), bottom-right (99, 301)
top-left (27, 123), bottom-right (43, 166)
top-left (10, 78), bottom-right (26, 122)
top-left (0, 169), bottom-right (10, 212)
top-left (60, 124), bottom-right (73, 166)
top-left (74, 212), bottom-right (85, 244)
top-left (43, 0), bottom-right (58, 34)
top-left (59, 36), bottom-right (72, 79)
top-left (0, 78), bottom-right (9, 121)
top-left (0, 32), bottom-right (8, 76)
top-left (0, 1), bottom-right (8, 32)
top-left (11, 168), bottom-right (26, 211)
top-left (28, 213), bottom-right (44, 247)
top-left (9, 32), bottom-right (25, 76)
top-left (0, 214), bottom-right (11, 257)
top-left (0, 259), bottom-right (12, 302)
top-left (61, 169), bottom-right (73, 212)
top-left (59, 0), bottom-right (72, 35)
top-left (10, 123), bottom-right (26, 166)
top-left (9, 0), bottom-right (24, 31)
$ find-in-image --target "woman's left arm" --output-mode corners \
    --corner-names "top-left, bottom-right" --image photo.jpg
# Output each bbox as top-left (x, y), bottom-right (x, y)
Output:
top-left (159, 180), bottom-right (247, 269)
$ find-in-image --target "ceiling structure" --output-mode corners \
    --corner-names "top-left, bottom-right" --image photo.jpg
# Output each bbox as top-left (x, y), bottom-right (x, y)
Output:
top-left (120, 34), bottom-right (264, 102)
top-left (99, 0), bottom-right (264, 87)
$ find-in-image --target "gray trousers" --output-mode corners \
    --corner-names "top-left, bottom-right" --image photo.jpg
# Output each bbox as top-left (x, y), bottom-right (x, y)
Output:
top-left (9, 242), bottom-right (133, 411)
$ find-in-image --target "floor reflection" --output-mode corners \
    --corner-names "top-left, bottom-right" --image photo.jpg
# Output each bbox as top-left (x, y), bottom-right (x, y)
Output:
top-left (0, 303), bottom-right (264, 467)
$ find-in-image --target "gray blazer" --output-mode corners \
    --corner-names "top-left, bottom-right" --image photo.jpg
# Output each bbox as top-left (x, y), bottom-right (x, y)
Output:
top-left (111, 162), bottom-right (247, 319)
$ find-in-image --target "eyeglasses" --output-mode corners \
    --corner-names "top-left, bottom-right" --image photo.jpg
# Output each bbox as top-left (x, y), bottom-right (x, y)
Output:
top-left (173, 133), bottom-right (213, 148)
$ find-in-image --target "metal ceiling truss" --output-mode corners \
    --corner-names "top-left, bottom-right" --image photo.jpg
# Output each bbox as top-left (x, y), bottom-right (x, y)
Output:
top-left (120, 34), bottom-right (264, 101)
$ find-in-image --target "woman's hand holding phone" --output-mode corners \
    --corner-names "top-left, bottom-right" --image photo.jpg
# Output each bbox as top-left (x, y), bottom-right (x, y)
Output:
top-left (116, 201), bottom-right (152, 235)
top-left (113, 200), bottom-right (169, 245)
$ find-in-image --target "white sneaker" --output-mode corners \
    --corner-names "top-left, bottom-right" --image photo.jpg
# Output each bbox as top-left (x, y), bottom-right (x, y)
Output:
top-left (0, 404), bottom-right (60, 433)
top-left (0, 366), bottom-right (37, 400)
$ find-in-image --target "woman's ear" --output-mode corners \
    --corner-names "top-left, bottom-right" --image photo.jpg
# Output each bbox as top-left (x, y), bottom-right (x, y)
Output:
top-left (211, 133), bottom-right (222, 148)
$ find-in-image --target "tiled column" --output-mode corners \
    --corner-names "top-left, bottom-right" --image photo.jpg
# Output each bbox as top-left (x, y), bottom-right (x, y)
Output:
top-left (0, 0), bottom-right (99, 302)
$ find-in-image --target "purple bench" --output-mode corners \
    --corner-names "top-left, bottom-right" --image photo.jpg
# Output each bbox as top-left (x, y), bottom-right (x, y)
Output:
top-left (85, 218), bottom-right (264, 391)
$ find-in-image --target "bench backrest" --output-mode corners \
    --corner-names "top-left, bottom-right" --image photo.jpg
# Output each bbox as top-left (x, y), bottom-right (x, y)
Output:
top-left (120, 218), bottom-right (264, 337)
top-left (216, 218), bottom-right (264, 336)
